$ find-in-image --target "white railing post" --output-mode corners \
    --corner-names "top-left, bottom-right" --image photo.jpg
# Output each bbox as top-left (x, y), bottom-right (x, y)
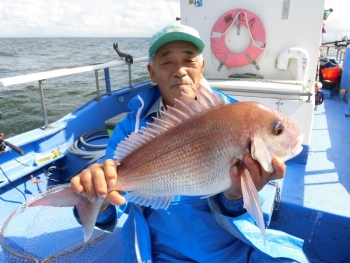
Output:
top-left (38, 80), bottom-right (50, 129)
top-left (94, 70), bottom-right (101, 101)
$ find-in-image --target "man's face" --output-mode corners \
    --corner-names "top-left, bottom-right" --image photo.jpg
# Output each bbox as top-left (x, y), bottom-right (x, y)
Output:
top-left (147, 41), bottom-right (205, 107)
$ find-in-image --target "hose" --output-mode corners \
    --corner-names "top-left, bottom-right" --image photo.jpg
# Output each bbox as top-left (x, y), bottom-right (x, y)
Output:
top-left (68, 129), bottom-right (109, 159)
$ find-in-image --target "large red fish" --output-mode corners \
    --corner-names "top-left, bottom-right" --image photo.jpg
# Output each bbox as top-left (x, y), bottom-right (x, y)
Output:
top-left (29, 86), bottom-right (303, 243)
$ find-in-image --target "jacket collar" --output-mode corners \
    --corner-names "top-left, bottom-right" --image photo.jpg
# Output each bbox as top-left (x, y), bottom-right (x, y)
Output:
top-left (127, 84), bottom-right (161, 119)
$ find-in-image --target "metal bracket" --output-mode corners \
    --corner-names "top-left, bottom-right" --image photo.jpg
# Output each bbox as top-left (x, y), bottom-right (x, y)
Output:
top-left (268, 180), bottom-right (281, 211)
top-left (43, 166), bottom-right (64, 182)
top-left (246, 54), bottom-right (260, 71)
top-left (217, 54), bottom-right (228, 71)
top-left (236, 16), bottom-right (240, 36)
top-left (113, 43), bottom-right (133, 88)
top-left (113, 43), bottom-right (133, 64)
top-left (282, 0), bottom-right (291, 20)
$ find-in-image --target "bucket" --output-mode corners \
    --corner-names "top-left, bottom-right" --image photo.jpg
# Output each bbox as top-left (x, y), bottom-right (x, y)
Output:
top-left (321, 67), bottom-right (341, 82)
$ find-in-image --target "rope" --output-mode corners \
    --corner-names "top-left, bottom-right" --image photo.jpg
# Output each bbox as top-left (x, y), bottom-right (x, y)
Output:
top-left (211, 11), bottom-right (265, 51)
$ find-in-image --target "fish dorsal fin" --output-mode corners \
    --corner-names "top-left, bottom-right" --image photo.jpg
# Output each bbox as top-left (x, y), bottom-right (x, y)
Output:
top-left (114, 85), bottom-right (226, 161)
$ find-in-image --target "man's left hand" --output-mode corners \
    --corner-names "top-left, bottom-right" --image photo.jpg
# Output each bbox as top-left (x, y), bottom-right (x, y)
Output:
top-left (223, 154), bottom-right (286, 201)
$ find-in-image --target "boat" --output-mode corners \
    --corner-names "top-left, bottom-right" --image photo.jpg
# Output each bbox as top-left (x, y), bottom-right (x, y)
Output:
top-left (1, 0), bottom-right (349, 262)
top-left (318, 37), bottom-right (350, 100)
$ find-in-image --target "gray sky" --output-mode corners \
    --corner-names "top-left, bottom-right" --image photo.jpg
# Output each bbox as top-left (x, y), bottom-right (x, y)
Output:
top-left (0, 0), bottom-right (348, 41)
top-left (323, 0), bottom-right (350, 42)
top-left (0, 0), bottom-right (179, 37)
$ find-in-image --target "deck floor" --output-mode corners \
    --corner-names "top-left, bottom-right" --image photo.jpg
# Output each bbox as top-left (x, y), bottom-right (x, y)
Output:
top-left (270, 93), bottom-right (350, 263)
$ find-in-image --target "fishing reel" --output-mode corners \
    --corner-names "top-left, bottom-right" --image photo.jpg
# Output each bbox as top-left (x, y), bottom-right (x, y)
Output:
top-left (0, 111), bottom-right (24, 155)
top-left (0, 133), bottom-right (24, 156)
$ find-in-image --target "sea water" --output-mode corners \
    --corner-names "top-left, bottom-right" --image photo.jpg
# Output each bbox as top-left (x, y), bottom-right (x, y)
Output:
top-left (0, 37), bottom-right (150, 138)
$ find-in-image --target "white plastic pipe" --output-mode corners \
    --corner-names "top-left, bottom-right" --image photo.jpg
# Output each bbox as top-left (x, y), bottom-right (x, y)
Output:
top-left (277, 47), bottom-right (309, 82)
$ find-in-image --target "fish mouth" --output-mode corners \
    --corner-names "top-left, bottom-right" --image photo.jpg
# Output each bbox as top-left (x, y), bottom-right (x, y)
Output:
top-left (292, 133), bottom-right (304, 156)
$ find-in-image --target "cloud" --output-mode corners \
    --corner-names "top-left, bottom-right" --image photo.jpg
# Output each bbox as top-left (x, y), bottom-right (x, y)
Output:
top-left (1, 0), bottom-right (348, 41)
top-left (0, 0), bottom-right (180, 37)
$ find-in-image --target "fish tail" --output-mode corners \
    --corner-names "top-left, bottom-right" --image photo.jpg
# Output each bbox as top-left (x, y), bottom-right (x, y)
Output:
top-left (28, 185), bottom-right (103, 242)
top-left (240, 168), bottom-right (267, 245)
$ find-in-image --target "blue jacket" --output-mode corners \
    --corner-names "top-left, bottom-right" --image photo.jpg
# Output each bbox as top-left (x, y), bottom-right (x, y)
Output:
top-left (101, 85), bottom-right (309, 263)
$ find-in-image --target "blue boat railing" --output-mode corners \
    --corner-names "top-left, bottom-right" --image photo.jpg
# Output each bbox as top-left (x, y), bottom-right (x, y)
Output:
top-left (0, 57), bottom-right (149, 129)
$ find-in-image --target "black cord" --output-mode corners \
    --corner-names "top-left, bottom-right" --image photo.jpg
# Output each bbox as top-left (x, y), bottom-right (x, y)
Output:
top-left (0, 166), bottom-right (27, 202)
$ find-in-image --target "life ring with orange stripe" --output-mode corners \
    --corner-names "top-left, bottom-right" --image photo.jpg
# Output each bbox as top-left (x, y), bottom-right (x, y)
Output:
top-left (210, 9), bottom-right (266, 68)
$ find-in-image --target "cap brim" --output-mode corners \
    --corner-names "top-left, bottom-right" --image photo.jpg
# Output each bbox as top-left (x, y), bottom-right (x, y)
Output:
top-left (149, 32), bottom-right (205, 59)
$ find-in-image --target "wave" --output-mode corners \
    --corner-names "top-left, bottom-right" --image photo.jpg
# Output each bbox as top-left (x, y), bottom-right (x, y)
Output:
top-left (0, 51), bottom-right (16, 57)
top-left (1, 37), bottom-right (149, 137)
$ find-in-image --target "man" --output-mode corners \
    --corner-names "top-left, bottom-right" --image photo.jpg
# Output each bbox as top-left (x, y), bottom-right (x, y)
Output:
top-left (71, 24), bottom-right (308, 262)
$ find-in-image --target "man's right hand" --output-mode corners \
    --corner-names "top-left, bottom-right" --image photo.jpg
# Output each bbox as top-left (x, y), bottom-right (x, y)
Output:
top-left (70, 159), bottom-right (126, 206)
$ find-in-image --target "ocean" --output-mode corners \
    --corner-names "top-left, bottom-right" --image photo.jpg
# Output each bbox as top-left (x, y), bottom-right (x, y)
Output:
top-left (0, 37), bottom-right (150, 138)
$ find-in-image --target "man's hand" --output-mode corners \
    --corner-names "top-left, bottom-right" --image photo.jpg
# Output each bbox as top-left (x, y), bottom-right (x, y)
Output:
top-left (223, 155), bottom-right (286, 201)
top-left (70, 159), bottom-right (126, 207)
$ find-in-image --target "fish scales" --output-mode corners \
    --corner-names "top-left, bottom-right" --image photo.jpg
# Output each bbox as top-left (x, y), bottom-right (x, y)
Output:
top-left (114, 103), bottom-right (259, 196)
top-left (116, 135), bottom-right (234, 196)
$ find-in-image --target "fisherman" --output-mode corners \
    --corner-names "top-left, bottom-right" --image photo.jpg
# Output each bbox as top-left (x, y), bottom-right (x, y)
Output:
top-left (71, 24), bottom-right (308, 262)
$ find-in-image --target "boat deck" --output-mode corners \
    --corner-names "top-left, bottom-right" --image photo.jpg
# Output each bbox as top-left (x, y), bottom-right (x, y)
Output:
top-left (270, 92), bottom-right (350, 263)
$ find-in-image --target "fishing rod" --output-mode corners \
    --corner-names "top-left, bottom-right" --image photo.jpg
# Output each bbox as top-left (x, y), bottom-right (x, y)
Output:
top-left (322, 37), bottom-right (350, 47)
top-left (0, 133), bottom-right (25, 156)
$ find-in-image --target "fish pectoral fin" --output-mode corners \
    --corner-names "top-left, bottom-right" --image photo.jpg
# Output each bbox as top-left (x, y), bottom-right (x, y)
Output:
top-left (240, 167), bottom-right (267, 245)
top-left (200, 193), bottom-right (217, 199)
top-left (125, 192), bottom-right (174, 210)
top-left (79, 199), bottom-right (104, 242)
top-left (250, 136), bottom-right (274, 173)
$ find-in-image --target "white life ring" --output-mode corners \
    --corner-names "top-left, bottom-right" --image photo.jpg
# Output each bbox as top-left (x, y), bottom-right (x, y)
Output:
top-left (210, 9), bottom-right (266, 68)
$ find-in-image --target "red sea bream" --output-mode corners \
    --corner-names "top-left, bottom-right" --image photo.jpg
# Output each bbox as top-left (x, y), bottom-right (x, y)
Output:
top-left (29, 86), bottom-right (303, 243)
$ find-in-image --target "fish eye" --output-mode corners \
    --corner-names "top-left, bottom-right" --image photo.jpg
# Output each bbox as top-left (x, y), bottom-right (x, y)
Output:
top-left (273, 121), bottom-right (284, 136)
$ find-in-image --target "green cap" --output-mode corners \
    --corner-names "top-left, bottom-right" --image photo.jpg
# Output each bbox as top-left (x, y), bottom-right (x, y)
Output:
top-left (149, 24), bottom-right (206, 60)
